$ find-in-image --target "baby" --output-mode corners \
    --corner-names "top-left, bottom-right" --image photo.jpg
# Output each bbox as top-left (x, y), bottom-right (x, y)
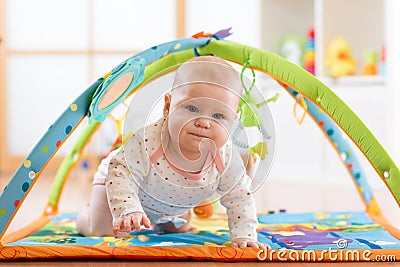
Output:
top-left (76, 56), bottom-right (265, 249)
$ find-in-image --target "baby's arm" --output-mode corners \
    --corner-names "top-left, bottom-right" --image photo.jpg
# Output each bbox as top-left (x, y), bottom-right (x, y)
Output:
top-left (106, 135), bottom-right (150, 235)
top-left (220, 179), bottom-right (265, 249)
top-left (219, 178), bottom-right (261, 247)
top-left (218, 152), bottom-right (264, 248)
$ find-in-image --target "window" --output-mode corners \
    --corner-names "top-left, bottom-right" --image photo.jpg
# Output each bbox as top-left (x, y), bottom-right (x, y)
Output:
top-left (0, 0), bottom-right (183, 172)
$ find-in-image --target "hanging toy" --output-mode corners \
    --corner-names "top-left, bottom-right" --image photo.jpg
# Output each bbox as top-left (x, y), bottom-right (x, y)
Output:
top-left (193, 197), bottom-right (219, 219)
top-left (237, 61), bottom-right (279, 160)
top-left (294, 94), bottom-right (308, 124)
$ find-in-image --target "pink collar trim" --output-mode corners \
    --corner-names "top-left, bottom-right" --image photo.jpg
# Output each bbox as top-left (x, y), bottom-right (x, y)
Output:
top-left (149, 145), bottom-right (225, 180)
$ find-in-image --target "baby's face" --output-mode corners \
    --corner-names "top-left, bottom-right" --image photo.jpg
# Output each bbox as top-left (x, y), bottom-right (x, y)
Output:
top-left (166, 82), bottom-right (239, 156)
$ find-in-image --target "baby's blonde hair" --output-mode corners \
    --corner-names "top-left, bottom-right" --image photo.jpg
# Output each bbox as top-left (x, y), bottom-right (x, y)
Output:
top-left (172, 56), bottom-right (242, 96)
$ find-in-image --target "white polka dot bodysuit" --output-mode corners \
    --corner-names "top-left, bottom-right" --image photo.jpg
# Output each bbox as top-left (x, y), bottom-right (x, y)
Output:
top-left (106, 118), bottom-right (258, 241)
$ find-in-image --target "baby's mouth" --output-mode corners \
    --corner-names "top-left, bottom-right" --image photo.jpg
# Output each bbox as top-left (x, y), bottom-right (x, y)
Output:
top-left (190, 132), bottom-right (208, 138)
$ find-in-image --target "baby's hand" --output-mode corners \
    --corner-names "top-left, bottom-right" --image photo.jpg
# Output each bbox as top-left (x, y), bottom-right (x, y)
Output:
top-left (231, 238), bottom-right (267, 250)
top-left (113, 211), bottom-right (151, 235)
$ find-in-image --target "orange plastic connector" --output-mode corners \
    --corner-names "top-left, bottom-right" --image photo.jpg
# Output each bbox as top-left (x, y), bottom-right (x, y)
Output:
top-left (191, 31), bottom-right (213, 39)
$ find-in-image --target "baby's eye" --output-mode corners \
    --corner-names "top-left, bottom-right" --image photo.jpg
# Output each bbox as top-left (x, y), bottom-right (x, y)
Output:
top-left (185, 105), bottom-right (198, 113)
top-left (212, 113), bottom-right (224, 119)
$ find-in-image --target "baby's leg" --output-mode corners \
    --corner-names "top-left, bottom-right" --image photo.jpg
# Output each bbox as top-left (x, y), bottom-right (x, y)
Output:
top-left (76, 184), bottom-right (114, 236)
top-left (156, 210), bottom-right (192, 233)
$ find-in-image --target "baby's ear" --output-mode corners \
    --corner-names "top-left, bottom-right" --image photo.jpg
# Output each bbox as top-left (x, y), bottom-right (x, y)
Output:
top-left (163, 93), bottom-right (171, 118)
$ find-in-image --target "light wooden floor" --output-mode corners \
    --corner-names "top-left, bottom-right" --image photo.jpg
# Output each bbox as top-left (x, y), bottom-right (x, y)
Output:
top-left (0, 171), bottom-right (399, 266)
top-left (0, 261), bottom-right (399, 266)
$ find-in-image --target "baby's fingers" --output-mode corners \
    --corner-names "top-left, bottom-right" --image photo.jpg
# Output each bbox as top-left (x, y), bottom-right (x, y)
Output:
top-left (246, 241), bottom-right (262, 248)
top-left (232, 240), bottom-right (248, 248)
top-left (123, 216), bottom-right (133, 232)
top-left (113, 218), bottom-right (123, 235)
top-left (141, 215), bottom-right (151, 228)
top-left (129, 216), bottom-right (142, 232)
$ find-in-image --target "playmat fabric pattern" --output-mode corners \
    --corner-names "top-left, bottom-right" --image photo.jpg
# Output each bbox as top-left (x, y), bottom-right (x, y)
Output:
top-left (8, 211), bottom-right (400, 251)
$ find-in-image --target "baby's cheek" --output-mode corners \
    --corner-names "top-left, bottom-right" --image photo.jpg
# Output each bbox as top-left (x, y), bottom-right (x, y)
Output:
top-left (214, 130), bottom-right (230, 147)
top-left (168, 115), bottom-right (187, 139)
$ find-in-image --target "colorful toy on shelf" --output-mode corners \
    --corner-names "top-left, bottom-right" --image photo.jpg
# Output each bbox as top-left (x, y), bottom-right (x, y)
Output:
top-left (362, 50), bottom-right (379, 75)
top-left (380, 45), bottom-right (386, 75)
top-left (303, 28), bottom-right (315, 75)
top-left (326, 36), bottom-right (356, 78)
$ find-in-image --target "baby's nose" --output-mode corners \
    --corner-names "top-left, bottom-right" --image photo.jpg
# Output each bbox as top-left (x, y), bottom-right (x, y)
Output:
top-left (194, 117), bottom-right (211, 129)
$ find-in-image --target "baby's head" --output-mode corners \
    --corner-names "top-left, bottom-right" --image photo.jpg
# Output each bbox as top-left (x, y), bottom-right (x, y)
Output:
top-left (172, 56), bottom-right (242, 96)
top-left (163, 56), bottom-right (242, 159)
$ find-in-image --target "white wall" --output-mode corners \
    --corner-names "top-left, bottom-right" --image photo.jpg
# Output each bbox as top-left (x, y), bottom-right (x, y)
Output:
top-left (5, 0), bottom-right (176, 155)
top-left (385, 0), bottom-right (400, 165)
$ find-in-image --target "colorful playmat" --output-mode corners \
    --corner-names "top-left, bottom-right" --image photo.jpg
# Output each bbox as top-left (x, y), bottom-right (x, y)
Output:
top-left (1, 211), bottom-right (399, 261)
